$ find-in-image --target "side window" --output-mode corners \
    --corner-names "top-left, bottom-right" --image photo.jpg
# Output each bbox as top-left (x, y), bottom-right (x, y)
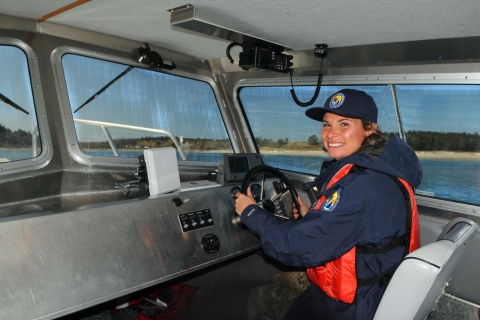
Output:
top-left (239, 85), bottom-right (398, 174)
top-left (396, 85), bottom-right (480, 205)
top-left (0, 45), bottom-right (41, 164)
top-left (61, 53), bottom-right (232, 164)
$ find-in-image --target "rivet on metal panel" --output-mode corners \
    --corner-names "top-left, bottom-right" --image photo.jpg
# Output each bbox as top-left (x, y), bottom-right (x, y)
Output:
top-left (0, 168), bottom-right (2, 171)
top-left (433, 76), bottom-right (436, 79)
top-left (42, 114), bottom-right (45, 116)
top-left (71, 144), bottom-right (74, 146)
top-left (439, 204), bottom-right (442, 207)
top-left (465, 76), bottom-right (468, 79)
top-left (403, 77), bottom-right (406, 80)
top-left (119, 160), bottom-right (122, 162)
top-left (473, 210), bottom-right (476, 213)
top-left (66, 114), bottom-right (68, 116)
top-left (377, 77), bottom-right (380, 80)
top-left (340, 78), bottom-right (343, 81)
top-left (34, 162), bottom-right (37, 165)
top-left (366, 77), bottom-right (369, 80)
top-left (33, 56), bottom-right (35, 59)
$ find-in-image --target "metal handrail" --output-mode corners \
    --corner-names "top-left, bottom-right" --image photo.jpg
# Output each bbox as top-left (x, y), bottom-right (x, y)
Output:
top-left (32, 124), bottom-right (38, 158)
top-left (73, 119), bottom-right (187, 160)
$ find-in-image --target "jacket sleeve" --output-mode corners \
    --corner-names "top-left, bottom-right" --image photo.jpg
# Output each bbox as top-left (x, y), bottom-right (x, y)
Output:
top-left (240, 184), bottom-right (367, 268)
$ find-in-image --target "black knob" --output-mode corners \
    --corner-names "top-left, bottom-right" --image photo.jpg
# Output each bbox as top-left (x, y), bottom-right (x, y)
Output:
top-left (202, 234), bottom-right (220, 254)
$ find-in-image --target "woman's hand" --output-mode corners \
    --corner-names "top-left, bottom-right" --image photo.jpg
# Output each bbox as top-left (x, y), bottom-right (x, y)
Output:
top-left (293, 195), bottom-right (309, 219)
top-left (235, 186), bottom-right (257, 216)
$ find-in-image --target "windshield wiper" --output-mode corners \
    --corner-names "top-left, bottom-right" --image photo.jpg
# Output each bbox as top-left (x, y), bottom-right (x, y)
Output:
top-left (74, 66), bottom-right (134, 113)
top-left (0, 92), bottom-right (29, 115)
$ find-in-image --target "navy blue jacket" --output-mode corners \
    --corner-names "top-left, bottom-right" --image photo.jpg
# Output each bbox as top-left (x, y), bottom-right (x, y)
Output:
top-left (241, 135), bottom-right (422, 319)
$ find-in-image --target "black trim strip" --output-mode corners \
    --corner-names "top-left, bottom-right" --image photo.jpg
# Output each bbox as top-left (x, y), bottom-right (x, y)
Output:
top-left (404, 257), bottom-right (441, 269)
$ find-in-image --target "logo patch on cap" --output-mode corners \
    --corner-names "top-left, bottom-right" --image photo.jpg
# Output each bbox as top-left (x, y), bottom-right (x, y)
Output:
top-left (329, 93), bottom-right (345, 109)
top-left (321, 187), bottom-right (342, 212)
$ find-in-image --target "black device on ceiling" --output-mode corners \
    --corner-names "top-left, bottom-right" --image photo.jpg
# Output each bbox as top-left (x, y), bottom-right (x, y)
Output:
top-left (227, 39), bottom-right (293, 73)
top-left (138, 43), bottom-right (176, 70)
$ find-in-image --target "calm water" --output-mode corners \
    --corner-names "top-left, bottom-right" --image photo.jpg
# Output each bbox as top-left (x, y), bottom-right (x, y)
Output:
top-left (2, 149), bottom-right (479, 206)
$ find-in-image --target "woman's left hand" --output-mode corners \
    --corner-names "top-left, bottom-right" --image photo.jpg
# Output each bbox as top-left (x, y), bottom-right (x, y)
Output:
top-left (235, 187), bottom-right (257, 216)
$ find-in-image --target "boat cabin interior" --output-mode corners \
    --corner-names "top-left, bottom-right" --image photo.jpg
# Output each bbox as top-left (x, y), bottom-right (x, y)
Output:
top-left (0, 1), bottom-right (480, 319)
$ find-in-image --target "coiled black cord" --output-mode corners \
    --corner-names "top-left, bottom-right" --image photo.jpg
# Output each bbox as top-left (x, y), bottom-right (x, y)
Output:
top-left (289, 58), bottom-right (324, 107)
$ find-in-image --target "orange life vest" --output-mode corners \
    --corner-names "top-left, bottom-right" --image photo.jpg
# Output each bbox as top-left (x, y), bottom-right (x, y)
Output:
top-left (306, 164), bottom-right (420, 304)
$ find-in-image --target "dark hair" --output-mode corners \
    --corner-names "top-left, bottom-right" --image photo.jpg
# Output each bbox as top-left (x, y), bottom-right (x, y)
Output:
top-left (361, 119), bottom-right (384, 146)
top-left (319, 119), bottom-right (384, 151)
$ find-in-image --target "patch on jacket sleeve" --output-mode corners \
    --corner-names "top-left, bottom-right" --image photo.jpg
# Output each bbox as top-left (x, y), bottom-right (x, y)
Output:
top-left (321, 187), bottom-right (343, 212)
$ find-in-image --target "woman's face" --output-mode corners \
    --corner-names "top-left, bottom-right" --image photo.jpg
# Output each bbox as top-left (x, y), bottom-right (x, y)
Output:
top-left (321, 112), bottom-right (373, 160)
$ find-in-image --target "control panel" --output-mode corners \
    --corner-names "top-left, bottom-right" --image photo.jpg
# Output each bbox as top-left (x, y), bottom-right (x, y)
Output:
top-left (179, 209), bottom-right (214, 232)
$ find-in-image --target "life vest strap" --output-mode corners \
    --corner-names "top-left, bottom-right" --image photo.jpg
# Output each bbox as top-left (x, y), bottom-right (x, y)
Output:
top-left (356, 233), bottom-right (409, 254)
top-left (357, 269), bottom-right (395, 287)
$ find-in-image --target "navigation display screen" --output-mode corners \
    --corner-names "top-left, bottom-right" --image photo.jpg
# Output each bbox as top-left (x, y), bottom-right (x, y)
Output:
top-left (228, 157), bottom-right (249, 173)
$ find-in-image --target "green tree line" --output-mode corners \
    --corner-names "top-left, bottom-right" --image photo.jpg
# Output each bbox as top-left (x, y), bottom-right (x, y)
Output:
top-left (0, 123), bottom-right (33, 148)
top-left (1, 122), bottom-right (479, 152)
top-left (78, 136), bottom-right (231, 151)
top-left (406, 131), bottom-right (480, 152)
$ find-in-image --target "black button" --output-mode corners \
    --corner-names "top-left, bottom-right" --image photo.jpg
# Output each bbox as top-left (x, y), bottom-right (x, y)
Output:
top-left (172, 198), bottom-right (183, 207)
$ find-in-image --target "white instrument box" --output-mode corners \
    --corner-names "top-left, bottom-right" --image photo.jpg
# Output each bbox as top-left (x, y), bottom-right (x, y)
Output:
top-left (144, 147), bottom-right (181, 196)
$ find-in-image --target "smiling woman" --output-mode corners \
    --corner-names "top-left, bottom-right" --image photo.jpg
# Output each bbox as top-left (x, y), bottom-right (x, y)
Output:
top-left (235, 88), bottom-right (422, 320)
top-left (321, 113), bottom-right (373, 160)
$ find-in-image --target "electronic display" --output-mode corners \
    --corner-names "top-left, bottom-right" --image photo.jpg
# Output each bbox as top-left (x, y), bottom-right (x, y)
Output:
top-left (228, 157), bottom-right (249, 174)
top-left (219, 153), bottom-right (263, 183)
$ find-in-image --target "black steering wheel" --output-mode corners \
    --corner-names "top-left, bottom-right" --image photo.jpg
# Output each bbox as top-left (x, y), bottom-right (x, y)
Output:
top-left (240, 165), bottom-right (300, 220)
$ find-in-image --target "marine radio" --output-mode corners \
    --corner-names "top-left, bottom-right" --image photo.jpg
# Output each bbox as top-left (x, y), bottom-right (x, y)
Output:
top-left (217, 153), bottom-right (263, 184)
top-left (238, 40), bottom-right (293, 73)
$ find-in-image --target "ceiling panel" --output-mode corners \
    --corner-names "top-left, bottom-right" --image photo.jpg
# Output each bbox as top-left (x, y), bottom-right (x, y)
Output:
top-left (1, 0), bottom-right (480, 60)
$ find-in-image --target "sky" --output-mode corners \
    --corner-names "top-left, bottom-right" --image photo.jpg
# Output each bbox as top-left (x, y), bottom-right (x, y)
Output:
top-left (2, 45), bottom-right (480, 148)
top-left (0, 46), bottom-right (37, 133)
top-left (241, 84), bottom-right (480, 142)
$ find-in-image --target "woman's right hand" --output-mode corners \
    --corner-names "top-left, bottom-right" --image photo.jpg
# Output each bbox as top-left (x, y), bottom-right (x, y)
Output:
top-left (293, 195), bottom-right (309, 219)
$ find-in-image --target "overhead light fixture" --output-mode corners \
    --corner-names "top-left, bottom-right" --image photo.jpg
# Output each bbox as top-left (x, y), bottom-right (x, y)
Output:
top-left (169, 4), bottom-right (291, 50)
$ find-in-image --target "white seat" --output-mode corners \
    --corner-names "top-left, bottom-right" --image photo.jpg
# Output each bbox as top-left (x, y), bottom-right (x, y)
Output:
top-left (373, 217), bottom-right (478, 320)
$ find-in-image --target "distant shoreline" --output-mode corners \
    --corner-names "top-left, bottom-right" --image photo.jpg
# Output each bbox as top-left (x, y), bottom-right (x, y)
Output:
top-left (260, 149), bottom-right (480, 160)
top-left (1, 148), bottom-right (479, 161)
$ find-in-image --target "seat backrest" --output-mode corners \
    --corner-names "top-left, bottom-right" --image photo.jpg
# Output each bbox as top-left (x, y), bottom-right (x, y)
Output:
top-left (373, 217), bottom-right (478, 320)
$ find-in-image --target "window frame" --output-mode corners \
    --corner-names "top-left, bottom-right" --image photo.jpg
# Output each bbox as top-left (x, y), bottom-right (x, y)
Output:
top-left (0, 37), bottom-right (52, 175)
top-left (52, 46), bottom-right (231, 168)
top-left (234, 70), bottom-right (480, 214)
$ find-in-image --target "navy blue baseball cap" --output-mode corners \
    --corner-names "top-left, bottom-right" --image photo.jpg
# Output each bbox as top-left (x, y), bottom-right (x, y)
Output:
top-left (305, 89), bottom-right (378, 123)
